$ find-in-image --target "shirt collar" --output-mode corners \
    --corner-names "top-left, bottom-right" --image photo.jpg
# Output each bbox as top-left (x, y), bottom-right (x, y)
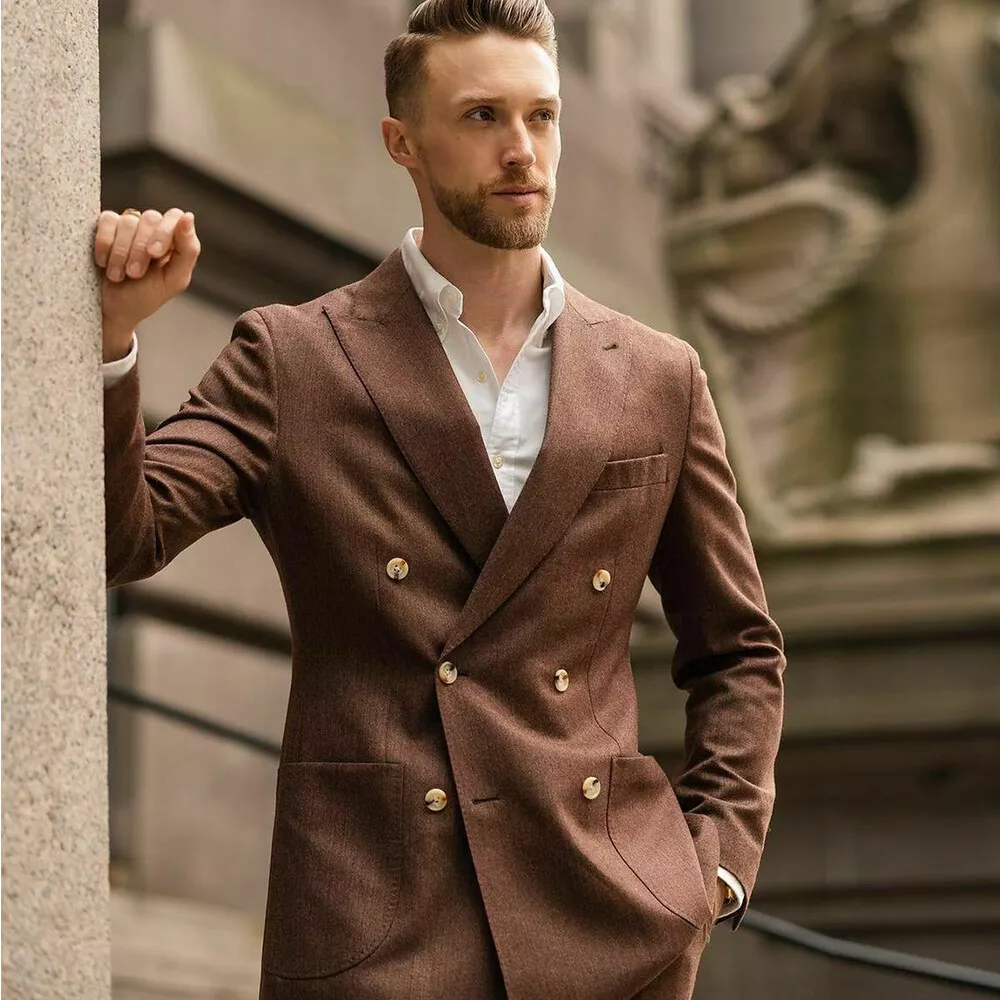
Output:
top-left (400, 226), bottom-right (566, 346)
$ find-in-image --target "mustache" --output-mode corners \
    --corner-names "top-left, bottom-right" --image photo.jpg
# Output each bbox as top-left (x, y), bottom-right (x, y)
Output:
top-left (484, 169), bottom-right (552, 195)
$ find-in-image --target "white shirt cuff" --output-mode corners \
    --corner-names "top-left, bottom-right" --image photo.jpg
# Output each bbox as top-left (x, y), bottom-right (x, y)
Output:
top-left (716, 866), bottom-right (745, 919)
top-left (102, 332), bottom-right (138, 387)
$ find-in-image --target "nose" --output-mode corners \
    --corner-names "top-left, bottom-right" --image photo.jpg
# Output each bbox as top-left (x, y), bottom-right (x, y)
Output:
top-left (502, 120), bottom-right (536, 170)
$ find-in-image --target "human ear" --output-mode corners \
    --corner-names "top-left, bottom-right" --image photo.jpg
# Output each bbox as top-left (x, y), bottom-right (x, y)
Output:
top-left (381, 117), bottom-right (420, 168)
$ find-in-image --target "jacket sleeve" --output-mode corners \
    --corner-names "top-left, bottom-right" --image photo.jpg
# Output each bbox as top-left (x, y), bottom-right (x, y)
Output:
top-left (647, 342), bottom-right (786, 928)
top-left (104, 308), bottom-right (278, 588)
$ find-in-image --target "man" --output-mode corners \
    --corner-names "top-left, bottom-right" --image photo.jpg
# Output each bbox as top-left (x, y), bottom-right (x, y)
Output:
top-left (96, 1), bottom-right (785, 997)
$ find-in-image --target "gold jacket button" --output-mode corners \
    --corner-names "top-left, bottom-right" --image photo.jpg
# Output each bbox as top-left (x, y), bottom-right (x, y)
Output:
top-left (386, 557), bottom-right (409, 580)
top-left (438, 661), bottom-right (458, 685)
top-left (582, 776), bottom-right (602, 800)
top-left (592, 568), bottom-right (612, 591)
top-left (425, 788), bottom-right (448, 812)
top-left (554, 668), bottom-right (570, 692)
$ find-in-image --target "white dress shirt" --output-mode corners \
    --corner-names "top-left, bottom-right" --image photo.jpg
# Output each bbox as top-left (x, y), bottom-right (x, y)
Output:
top-left (101, 228), bottom-right (746, 918)
top-left (400, 227), bottom-right (564, 511)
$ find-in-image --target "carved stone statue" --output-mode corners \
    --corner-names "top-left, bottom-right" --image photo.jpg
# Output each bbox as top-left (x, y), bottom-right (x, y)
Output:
top-left (663, 0), bottom-right (1000, 543)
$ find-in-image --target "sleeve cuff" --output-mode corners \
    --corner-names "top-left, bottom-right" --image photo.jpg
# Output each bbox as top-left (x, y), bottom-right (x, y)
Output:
top-left (102, 332), bottom-right (138, 387)
top-left (716, 866), bottom-right (745, 919)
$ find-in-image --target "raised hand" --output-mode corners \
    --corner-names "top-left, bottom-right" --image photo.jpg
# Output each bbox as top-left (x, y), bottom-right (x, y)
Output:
top-left (94, 207), bottom-right (201, 362)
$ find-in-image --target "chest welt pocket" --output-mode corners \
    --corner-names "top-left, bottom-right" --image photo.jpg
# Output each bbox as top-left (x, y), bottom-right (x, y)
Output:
top-left (592, 452), bottom-right (669, 491)
top-left (261, 761), bottom-right (404, 979)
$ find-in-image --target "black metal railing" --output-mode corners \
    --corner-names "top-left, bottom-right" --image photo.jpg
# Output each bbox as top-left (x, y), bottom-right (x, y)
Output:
top-left (741, 909), bottom-right (1000, 994)
top-left (109, 683), bottom-right (281, 757)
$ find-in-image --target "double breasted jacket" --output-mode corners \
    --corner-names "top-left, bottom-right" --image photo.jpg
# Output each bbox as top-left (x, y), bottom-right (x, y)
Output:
top-left (104, 249), bottom-right (785, 1000)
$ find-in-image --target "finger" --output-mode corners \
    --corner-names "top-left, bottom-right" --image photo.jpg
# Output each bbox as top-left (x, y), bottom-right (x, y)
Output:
top-left (124, 209), bottom-right (165, 280)
top-left (94, 210), bottom-right (122, 269)
top-left (146, 207), bottom-right (186, 261)
top-left (105, 213), bottom-right (142, 282)
top-left (163, 213), bottom-right (201, 294)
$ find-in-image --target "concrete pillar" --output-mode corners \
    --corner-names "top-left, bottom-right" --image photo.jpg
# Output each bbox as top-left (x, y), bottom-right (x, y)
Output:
top-left (1, 0), bottom-right (111, 997)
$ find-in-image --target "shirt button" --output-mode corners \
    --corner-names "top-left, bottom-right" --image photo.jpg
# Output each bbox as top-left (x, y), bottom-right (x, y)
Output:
top-left (492, 455), bottom-right (504, 469)
top-left (554, 668), bottom-right (570, 692)
top-left (438, 661), bottom-right (458, 685)
top-left (386, 557), bottom-right (409, 580)
top-left (582, 776), bottom-right (602, 800)
top-left (425, 787), bottom-right (448, 812)
top-left (592, 568), bottom-right (611, 591)
top-left (476, 370), bottom-right (488, 383)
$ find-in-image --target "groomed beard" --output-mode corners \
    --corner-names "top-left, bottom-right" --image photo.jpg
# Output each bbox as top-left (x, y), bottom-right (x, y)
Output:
top-left (428, 168), bottom-right (555, 250)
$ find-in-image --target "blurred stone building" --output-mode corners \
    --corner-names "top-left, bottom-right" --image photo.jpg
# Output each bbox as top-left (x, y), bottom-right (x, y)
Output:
top-left (100, 1), bottom-right (999, 998)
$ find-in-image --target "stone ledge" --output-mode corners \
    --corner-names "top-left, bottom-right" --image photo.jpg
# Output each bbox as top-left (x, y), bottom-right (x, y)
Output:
top-left (111, 887), bottom-right (263, 1000)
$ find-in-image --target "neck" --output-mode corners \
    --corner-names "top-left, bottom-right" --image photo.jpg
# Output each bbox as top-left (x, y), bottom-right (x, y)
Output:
top-left (416, 219), bottom-right (544, 345)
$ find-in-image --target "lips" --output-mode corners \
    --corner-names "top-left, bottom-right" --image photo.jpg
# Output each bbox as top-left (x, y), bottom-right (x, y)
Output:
top-left (492, 188), bottom-right (542, 205)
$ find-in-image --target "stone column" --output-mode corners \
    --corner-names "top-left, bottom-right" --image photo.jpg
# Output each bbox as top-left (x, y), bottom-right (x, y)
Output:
top-left (1, 1), bottom-right (111, 997)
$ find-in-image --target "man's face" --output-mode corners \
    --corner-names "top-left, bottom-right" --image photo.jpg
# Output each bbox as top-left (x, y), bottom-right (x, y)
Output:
top-left (410, 32), bottom-right (561, 250)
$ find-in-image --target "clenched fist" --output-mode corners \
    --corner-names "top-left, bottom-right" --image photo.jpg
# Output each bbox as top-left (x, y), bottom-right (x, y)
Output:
top-left (94, 207), bottom-right (201, 362)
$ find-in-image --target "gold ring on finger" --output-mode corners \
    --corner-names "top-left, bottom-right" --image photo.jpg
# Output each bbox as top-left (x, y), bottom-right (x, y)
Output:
top-left (122, 208), bottom-right (142, 219)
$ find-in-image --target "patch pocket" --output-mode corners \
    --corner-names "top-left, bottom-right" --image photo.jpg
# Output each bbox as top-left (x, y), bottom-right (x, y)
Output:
top-left (607, 754), bottom-right (715, 930)
top-left (592, 452), bottom-right (669, 491)
top-left (261, 761), bottom-right (404, 979)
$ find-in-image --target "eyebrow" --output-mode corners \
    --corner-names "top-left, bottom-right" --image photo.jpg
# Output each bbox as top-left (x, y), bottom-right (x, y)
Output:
top-left (454, 94), bottom-right (562, 109)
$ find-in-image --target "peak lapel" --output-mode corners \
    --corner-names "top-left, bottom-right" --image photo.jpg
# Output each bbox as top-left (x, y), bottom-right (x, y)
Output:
top-left (441, 292), bottom-right (631, 658)
top-left (323, 251), bottom-right (508, 570)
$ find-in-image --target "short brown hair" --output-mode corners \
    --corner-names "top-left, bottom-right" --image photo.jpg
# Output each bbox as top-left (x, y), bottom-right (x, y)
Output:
top-left (384, 0), bottom-right (558, 121)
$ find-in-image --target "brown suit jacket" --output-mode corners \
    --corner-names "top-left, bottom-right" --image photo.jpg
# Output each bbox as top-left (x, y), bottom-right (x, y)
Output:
top-left (105, 249), bottom-right (785, 1000)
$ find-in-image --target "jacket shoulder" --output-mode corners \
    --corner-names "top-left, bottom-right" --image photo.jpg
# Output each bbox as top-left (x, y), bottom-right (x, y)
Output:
top-left (248, 282), bottom-right (357, 332)
top-left (248, 250), bottom-right (406, 339)
top-left (565, 285), bottom-right (696, 374)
